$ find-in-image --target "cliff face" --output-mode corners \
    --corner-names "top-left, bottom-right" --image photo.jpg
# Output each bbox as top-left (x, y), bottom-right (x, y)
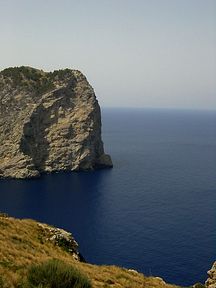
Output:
top-left (0, 67), bottom-right (112, 179)
top-left (206, 262), bottom-right (216, 288)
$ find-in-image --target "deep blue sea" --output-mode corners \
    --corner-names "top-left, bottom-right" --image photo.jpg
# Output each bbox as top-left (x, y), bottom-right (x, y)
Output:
top-left (0, 108), bottom-right (216, 286)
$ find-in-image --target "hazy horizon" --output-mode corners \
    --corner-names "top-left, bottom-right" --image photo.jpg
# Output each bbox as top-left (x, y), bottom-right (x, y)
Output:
top-left (0, 0), bottom-right (215, 110)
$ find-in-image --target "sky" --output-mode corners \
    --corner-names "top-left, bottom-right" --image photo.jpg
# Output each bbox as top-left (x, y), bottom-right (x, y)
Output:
top-left (0, 0), bottom-right (215, 109)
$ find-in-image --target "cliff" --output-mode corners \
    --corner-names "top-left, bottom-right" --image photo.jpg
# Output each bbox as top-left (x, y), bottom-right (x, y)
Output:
top-left (0, 213), bottom-right (181, 288)
top-left (0, 66), bottom-right (112, 179)
top-left (206, 262), bottom-right (216, 288)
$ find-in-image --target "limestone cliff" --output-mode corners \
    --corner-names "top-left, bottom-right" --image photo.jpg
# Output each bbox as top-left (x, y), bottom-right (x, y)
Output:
top-left (206, 262), bottom-right (216, 288)
top-left (0, 66), bottom-right (112, 179)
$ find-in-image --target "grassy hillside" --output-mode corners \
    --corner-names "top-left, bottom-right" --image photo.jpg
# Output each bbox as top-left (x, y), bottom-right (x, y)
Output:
top-left (0, 213), bottom-right (186, 288)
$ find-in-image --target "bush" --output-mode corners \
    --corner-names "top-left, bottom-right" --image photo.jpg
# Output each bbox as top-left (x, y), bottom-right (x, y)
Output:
top-left (23, 259), bottom-right (91, 288)
top-left (0, 276), bottom-right (3, 288)
top-left (192, 283), bottom-right (205, 288)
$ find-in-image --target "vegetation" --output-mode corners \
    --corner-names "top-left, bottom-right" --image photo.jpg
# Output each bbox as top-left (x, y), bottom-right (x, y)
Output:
top-left (47, 68), bottom-right (74, 81)
top-left (0, 67), bottom-right (81, 100)
top-left (0, 67), bottom-right (41, 82)
top-left (191, 284), bottom-right (205, 288)
top-left (0, 276), bottom-right (4, 288)
top-left (0, 214), bottom-right (188, 288)
top-left (22, 259), bottom-right (91, 288)
top-left (0, 66), bottom-right (55, 95)
top-left (0, 67), bottom-right (77, 96)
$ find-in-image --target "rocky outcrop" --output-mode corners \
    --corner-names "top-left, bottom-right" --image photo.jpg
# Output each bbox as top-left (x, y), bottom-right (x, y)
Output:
top-left (37, 223), bottom-right (84, 262)
top-left (206, 262), bottom-right (216, 288)
top-left (0, 66), bottom-right (112, 179)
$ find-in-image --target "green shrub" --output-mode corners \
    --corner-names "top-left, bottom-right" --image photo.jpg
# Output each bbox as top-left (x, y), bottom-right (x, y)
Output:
top-left (192, 283), bottom-right (205, 288)
top-left (0, 276), bottom-right (3, 288)
top-left (23, 259), bottom-right (91, 288)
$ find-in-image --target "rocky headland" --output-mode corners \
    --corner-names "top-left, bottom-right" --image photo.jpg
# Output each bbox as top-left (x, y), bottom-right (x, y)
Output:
top-left (0, 66), bottom-right (112, 179)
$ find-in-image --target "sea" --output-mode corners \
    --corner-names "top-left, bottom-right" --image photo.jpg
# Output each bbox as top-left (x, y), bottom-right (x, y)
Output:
top-left (0, 108), bottom-right (216, 286)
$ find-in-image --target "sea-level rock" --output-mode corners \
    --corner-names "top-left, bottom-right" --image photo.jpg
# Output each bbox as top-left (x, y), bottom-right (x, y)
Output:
top-left (0, 66), bottom-right (112, 179)
top-left (206, 262), bottom-right (216, 288)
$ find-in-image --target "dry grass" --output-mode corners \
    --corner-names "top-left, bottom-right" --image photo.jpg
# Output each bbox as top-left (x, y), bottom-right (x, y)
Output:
top-left (0, 214), bottom-right (182, 288)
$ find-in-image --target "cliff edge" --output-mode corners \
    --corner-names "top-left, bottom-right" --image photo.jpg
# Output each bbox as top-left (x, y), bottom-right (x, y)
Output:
top-left (206, 262), bottom-right (216, 288)
top-left (0, 213), bottom-right (211, 287)
top-left (0, 213), bottom-right (181, 288)
top-left (0, 66), bottom-right (112, 179)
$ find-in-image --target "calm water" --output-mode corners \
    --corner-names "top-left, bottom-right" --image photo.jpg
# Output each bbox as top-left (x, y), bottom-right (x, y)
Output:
top-left (0, 108), bottom-right (216, 286)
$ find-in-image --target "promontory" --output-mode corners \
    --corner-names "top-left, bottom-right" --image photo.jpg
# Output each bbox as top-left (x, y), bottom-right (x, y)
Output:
top-left (0, 66), bottom-right (112, 179)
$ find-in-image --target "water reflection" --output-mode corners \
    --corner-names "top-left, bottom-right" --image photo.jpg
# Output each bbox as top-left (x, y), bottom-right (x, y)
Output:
top-left (0, 169), bottom-right (111, 227)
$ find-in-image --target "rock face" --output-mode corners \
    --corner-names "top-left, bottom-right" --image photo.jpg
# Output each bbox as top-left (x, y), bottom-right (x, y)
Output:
top-left (206, 262), bottom-right (216, 288)
top-left (0, 66), bottom-right (112, 179)
top-left (37, 223), bottom-right (84, 262)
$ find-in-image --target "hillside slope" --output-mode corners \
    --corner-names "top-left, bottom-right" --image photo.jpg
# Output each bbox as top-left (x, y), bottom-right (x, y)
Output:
top-left (0, 213), bottom-right (183, 288)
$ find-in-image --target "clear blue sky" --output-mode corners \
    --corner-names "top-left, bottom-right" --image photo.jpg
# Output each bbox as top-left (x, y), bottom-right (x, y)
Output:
top-left (0, 0), bottom-right (215, 109)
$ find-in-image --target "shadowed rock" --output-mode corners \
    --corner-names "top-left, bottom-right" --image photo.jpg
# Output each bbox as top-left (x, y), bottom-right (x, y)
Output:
top-left (0, 66), bottom-right (112, 179)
